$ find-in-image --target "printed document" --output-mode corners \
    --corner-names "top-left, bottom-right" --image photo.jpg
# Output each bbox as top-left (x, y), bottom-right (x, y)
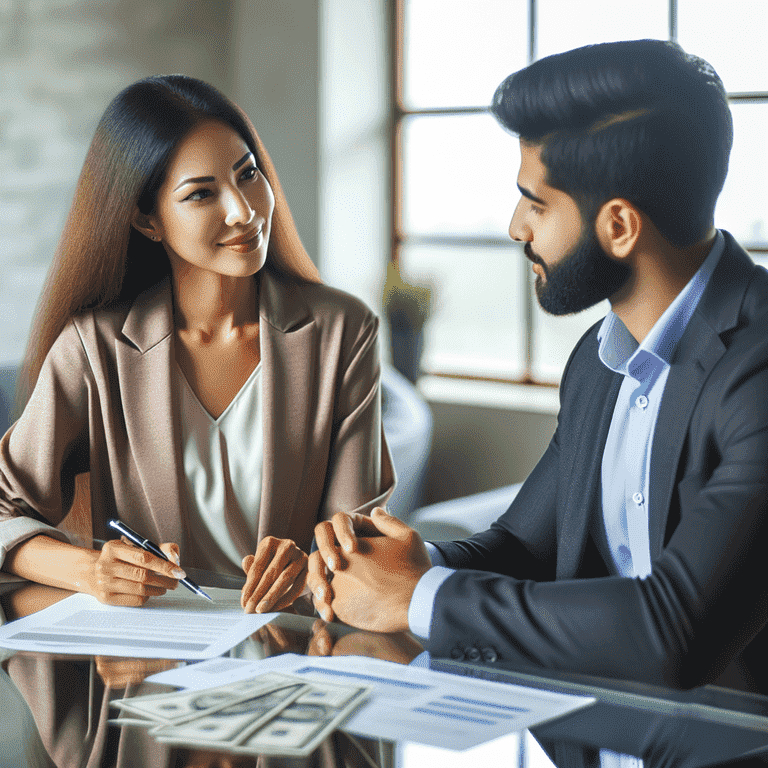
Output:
top-left (0, 588), bottom-right (276, 659)
top-left (146, 653), bottom-right (595, 751)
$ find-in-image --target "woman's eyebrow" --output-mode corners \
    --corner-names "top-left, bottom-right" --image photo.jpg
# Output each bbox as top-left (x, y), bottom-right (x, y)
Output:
top-left (173, 153), bottom-right (254, 192)
top-left (232, 152), bottom-right (252, 171)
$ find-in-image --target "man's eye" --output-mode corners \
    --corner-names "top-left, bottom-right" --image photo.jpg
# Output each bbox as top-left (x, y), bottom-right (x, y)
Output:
top-left (530, 204), bottom-right (544, 215)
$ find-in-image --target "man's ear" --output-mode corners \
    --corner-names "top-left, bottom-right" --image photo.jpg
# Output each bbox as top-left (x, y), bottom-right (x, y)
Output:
top-left (131, 209), bottom-right (161, 242)
top-left (594, 199), bottom-right (641, 259)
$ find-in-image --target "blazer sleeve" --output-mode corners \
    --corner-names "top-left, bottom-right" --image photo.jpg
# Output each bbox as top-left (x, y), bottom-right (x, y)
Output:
top-left (0, 323), bottom-right (91, 566)
top-left (424, 329), bottom-right (768, 689)
top-left (319, 308), bottom-right (395, 521)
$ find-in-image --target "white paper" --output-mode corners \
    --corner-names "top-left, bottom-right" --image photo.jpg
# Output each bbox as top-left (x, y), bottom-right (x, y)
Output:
top-left (0, 588), bottom-right (277, 659)
top-left (147, 653), bottom-right (595, 751)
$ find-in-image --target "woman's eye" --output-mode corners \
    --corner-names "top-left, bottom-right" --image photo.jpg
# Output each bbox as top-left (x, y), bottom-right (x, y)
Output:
top-left (240, 166), bottom-right (258, 182)
top-left (184, 188), bottom-right (212, 202)
top-left (530, 204), bottom-right (544, 216)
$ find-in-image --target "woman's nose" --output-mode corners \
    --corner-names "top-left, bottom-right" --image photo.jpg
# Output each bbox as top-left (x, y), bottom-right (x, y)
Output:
top-left (223, 187), bottom-right (255, 227)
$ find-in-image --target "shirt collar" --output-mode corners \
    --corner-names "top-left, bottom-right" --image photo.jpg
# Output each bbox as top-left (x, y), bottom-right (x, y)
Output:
top-left (597, 230), bottom-right (725, 378)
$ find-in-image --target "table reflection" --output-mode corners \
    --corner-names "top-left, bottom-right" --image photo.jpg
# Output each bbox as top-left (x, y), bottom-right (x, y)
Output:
top-left (3, 578), bottom-right (768, 768)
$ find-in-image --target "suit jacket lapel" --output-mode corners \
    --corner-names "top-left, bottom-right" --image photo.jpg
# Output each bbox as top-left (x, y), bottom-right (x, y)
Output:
top-left (648, 235), bottom-right (754, 560)
top-left (558, 342), bottom-right (622, 579)
top-left (257, 269), bottom-right (317, 543)
top-left (115, 278), bottom-right (188, 550)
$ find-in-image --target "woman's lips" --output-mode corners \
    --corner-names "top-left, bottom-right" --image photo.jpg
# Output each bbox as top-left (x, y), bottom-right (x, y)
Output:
top-left (220, 226), bottom-right (263, 253)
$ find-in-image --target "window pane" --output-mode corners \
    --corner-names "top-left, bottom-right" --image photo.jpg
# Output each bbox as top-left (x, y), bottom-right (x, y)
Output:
top-left (531, 293), bottom-right (609, 384)
top-left (715, 103), bottom-right (768, 248)
top-left (399, 243), bottom-right (526, 378)
top-left (537, 0), bottom-right (668, 59)
top-left (678, 0), bottom-right (768, 93)
top-left (403, 0), bottom-right (528, 109)
top-left (402, 113), bottom-right (519, 238)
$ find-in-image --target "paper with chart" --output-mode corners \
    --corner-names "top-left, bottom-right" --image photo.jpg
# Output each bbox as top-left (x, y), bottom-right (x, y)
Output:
top-left (0, 588), bottom-right (277, 658)
top-left (146, 652), bottom-right (595, 751)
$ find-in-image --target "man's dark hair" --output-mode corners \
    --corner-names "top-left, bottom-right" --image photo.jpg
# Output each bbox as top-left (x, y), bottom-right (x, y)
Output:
top-left (491, 39), bottom-right (733, 246)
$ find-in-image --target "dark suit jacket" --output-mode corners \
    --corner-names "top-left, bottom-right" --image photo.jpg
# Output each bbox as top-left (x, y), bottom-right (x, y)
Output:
top-left (429, 232), bottom-right (768, 691)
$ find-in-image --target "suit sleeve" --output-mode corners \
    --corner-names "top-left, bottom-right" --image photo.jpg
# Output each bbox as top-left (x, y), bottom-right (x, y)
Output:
top-left (319, 308), bottom-right (395, 521)
top-left (424, 330), bottom-right (768, 689)
top-left (0, 323), bottom-right (91, 566)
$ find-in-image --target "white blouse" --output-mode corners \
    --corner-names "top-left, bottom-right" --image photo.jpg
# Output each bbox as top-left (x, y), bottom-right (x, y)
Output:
top-left (177, 363), bottom-right (264, 573)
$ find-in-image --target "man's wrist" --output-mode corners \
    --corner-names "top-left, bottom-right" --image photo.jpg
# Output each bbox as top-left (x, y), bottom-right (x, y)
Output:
top-left (407, 566), bottom-right (455, 639)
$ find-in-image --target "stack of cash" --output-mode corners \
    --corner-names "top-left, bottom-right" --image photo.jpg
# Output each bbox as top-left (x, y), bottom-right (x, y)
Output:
top-left (111, 671), bottom-right (370, 757)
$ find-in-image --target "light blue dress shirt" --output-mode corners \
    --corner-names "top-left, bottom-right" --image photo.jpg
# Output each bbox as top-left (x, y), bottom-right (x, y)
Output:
top-left (408, 231), bottom-right (725, 639)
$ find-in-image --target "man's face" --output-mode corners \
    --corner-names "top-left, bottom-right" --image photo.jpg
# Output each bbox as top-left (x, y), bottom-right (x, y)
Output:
top-left (509, 141), bottom-right (630, 315)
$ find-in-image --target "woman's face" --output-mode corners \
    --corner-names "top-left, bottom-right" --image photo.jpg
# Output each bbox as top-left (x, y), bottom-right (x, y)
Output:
top-left (136, 120), bottom-right (275, 278)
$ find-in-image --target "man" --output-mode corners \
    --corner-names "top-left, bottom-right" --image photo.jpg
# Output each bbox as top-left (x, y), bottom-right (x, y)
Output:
top-left (308, 39), bottom-right (768, 691)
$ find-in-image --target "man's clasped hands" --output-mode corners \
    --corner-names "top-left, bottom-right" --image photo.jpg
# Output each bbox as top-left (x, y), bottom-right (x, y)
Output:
top-left (307, 507), bottom-right (432, 633)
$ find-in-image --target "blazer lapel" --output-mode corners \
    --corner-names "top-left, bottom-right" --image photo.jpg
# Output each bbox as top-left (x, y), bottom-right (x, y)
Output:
top-left (115, 278), bottom-right (188, 550)
top-left (648, 236), bottom-right (754, 560)
top-left (257, 269), bottom-right (317, 543)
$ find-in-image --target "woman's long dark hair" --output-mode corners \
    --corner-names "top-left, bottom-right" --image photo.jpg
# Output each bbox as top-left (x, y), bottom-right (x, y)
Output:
top-left (20, 74), bottom-right (320, 403)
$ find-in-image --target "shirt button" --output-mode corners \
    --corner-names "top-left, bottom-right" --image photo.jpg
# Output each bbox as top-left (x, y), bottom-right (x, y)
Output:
top-left (482, 647), bottom-right (499, 663)
top-left (632, 492), bottom-right (644, 505)
top-left (466, 646), bottom-right (482, 663)
top-left (635, 395), bottom-right (648, 409)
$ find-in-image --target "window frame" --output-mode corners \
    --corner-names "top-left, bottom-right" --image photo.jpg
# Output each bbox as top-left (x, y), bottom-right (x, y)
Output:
top-left (391, 0), bottom-right (768, 387)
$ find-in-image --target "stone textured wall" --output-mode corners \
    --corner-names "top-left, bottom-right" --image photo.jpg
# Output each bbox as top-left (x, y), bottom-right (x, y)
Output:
top-left (0, 0), bottom-right (234, 364)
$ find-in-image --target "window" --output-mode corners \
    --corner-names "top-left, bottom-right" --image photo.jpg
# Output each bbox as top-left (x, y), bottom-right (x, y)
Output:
top-left (394, 0), bottom-right (768, 385)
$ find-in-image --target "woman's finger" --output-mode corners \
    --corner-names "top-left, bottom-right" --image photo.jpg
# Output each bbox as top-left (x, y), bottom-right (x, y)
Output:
top-left (107, 539), bottom-right (185, 581)
top-left (159, 541), bottom-right (181, 566)
top-left (251, 556), bottom-right (308, 612)
top-left (244, 545), bottom-right (307, 612)
top-left (240, 537), bottom-right (279, 608)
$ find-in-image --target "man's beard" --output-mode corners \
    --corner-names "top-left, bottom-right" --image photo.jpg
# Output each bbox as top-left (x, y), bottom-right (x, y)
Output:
top-left (526, 227), bottom-right (631, 316)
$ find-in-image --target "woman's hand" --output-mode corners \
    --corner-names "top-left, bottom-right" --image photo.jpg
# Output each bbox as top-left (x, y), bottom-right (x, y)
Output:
top-left (95, 656), bottom-right (179, 689)
top-left (87, 539), bottom-right (183, 607)
top-left (240, 536), bottom-right (308, 613)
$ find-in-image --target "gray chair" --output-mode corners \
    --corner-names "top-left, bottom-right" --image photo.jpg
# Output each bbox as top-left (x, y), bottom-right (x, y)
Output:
top-left (408, 482), bottom-right (523, 541)
top-left (380, 365), bottom-right (433, 521)
top-left (0, 364), bottom-right (18, 436)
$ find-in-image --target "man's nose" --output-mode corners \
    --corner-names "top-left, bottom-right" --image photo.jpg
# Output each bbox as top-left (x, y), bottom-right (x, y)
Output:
top-left (508, 198), bottom-right (531, 242)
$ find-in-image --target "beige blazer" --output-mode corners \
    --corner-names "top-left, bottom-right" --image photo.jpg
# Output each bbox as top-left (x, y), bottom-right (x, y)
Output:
top-left (0, 268), bottom-right (394, 572)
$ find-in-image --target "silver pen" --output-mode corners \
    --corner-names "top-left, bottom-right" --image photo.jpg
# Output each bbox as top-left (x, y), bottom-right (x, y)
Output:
top-left (108, 519), bottom-right (213, 601)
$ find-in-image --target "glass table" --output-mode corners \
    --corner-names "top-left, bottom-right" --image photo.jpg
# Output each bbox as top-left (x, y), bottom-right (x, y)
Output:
top-left (2, 571), bottom-right (768, 768)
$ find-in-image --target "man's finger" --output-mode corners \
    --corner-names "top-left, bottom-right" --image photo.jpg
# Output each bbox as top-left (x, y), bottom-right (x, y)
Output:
top-left (330, 512), bottom-right (360, 555)
top-left (314, 520), bottom-right (345, 572)
top-left (366, 507), bottom-right (417, 540)
top-left (307, 552), bottom-right (334, 621)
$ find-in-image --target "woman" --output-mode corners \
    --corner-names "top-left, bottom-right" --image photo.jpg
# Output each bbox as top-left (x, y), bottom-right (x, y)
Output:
top-left (0, 75), bottom-right (393, 613)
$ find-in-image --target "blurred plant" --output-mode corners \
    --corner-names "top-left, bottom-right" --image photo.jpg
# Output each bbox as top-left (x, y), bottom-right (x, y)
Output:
top-left (382, 261), bottom-right (433, 383)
